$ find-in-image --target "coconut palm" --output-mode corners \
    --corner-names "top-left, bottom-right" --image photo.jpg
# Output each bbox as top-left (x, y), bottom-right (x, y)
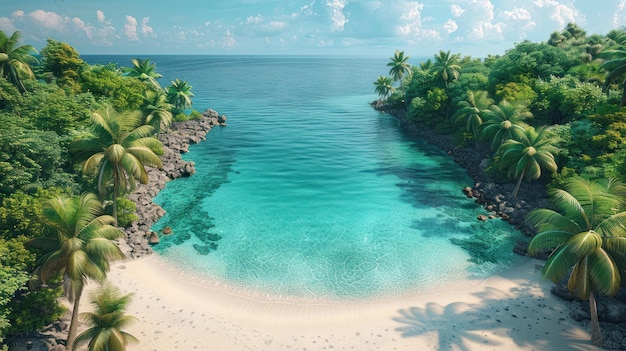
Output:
top-left (166, 79), bottom-right (194, 113)
top-left (0, 30), bottom-right (38, 93)
top-left (141, 89), bottom-right (173, 136)
top-left (123, 58), bottom-right (162, 88)
top-left (72, 107), bottom-right (163, 224)
top-left (496, 126), bottom-right (557, 198)
top-left (25, 193), bottom-right (126, 351)
top-left (419, 58), bottom-right (434, 72)
top-left (430, 50), bottom-right (461, 93)
top-left (73, 283), bottom-right (139, 351)
top-left (480, 100), bottom-right (530, 151)
top-left (453, 90), bottom-right (493, 147)
top-left (387, 50), bottom-right (411, 87)
top-left (527, 178), bottom-right (626, 346)
top-left (373, 76), bottom-right (394, 102)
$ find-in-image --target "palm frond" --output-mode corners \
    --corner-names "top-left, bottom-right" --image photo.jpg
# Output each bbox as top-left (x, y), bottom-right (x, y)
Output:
top-left (588, 249), bottom-right (621, 297)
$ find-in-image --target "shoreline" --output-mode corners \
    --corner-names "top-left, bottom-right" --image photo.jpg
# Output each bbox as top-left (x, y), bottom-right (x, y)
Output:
top-left (14, 106), bottom-right (602, 350)
top-left (106, 105), bottom-right (600, 350)
top-left (89, 254), bottom-right (600, 350)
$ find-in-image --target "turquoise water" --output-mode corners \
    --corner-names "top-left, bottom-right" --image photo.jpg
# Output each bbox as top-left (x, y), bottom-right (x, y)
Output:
top-left (85, 55), bottom-right (522, 299)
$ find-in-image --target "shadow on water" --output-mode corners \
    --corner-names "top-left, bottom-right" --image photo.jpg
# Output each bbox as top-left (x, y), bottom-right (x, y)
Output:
top-left (392, 283), bottom-right (595, 351)
top-left (152, 150), bottom-right (236, 255)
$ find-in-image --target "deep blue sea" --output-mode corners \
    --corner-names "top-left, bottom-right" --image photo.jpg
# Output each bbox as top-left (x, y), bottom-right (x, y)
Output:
top-left (85, 55), bottom-right (522, 299)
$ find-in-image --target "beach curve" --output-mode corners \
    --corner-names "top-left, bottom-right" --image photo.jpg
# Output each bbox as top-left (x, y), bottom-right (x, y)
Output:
top-left (84, 254), bottom-right (601, 351)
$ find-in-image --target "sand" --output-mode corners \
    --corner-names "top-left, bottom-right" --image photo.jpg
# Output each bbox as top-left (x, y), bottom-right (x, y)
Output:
top-left (81, 255), bottom-right (602, 351)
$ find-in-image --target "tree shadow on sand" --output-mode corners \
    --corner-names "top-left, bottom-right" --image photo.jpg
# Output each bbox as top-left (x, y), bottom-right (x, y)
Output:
top-left (392, 283), bottom-right (598, 351)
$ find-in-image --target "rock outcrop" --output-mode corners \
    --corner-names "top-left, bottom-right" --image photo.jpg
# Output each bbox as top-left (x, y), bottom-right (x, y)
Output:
top-left (122, 108), bottom-right (227, 258)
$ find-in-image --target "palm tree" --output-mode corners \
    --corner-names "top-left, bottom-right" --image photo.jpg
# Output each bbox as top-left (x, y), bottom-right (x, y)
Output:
top-left (453, 90), bottom-right (493, 147)
top-left (419, 58), bottom-right (434, 72)
top-left (600, 30), bottom-right (626, 106)
top-left (373, 76), bottom-right (394, 103)
top-left (72, 107), bottom-right (163, 225)
top-left (479, 100), bottom-right (530, 151)
top-left (25, 193), bottom-right (126, 351)
top-left (166, 79), bottom-right (194, 113)
top-left (0, 30), bottom-right (38, 93)
top-left (141, 89), bottom-right (173, 136)
top-left (123, 58), bottom-right (162, 88)
top-left (73, 283), bottom-right (139, 351)
top-left (430, 50), bottom-right (461, 93)
top-left (527, 178), bottom-right (626, 346)
top-left (387, 50), bottom-right (411, 106)
top-left (496, 126), bottom-right (557, 198)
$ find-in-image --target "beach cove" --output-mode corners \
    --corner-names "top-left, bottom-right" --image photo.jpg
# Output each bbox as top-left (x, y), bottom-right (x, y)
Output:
top-left (97, 108), bottom-right (599, 350)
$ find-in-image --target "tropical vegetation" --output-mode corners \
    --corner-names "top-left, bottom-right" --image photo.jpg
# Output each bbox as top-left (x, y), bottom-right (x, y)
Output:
top-left (527, 178), bottom-right (626, 346)
top-left (4, 18), bottom-right (626, 349)
top-left (0, 30), bottom-right (200, 349)
top-left (374, 22), bottom-right (626, 346)
top-left (26, 193), bottom-right (126, 350)
top-left (73, 283), bottom-right (138, 351)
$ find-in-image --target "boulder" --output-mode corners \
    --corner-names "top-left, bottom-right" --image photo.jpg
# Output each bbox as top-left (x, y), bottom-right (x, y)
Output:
top-left (148, 231), bottom-right (160, 245)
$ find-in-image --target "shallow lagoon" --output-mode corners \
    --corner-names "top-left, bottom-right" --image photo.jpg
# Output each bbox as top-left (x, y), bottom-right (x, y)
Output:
top-left (88, 55), bottom-right (522, 299)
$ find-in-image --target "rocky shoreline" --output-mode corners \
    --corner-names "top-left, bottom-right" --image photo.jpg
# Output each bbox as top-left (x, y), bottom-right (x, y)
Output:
top-left (120, 108), bottom-right (228, 258)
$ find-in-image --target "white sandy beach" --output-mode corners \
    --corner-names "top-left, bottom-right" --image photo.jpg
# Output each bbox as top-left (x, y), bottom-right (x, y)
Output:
top-left (82, 255), bottom-right (602, 351)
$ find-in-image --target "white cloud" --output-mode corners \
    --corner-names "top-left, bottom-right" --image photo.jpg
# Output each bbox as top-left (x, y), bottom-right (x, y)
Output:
top-left (246, 15), bottom-right (263, 24)
top-left (72, 17), bottom-right (95, 39)
top-left (533, 0), bottom-right (580, 28)
top-left (443, 19), bottom-right (458, 34)
top-left (0, 17), bottom-right (15, 34)
top-left (124, 15), bottom-right (139, 41)
top-left (615, 0), bottom-right (626, 27)
top-left (28, 10), bottom-right (68, 31)
top-left (11, 10), bottom-right (24, 18)
top-left (96, 10), bottom-right (106, 24)
top-left (327, 0), bottom-right (348, 32)
top-left (142, 17), bottom-right (155, 37)
top-left (451, 4), bottom-right (465, 17)
top-left (222, 29), bottom-right (237, 48)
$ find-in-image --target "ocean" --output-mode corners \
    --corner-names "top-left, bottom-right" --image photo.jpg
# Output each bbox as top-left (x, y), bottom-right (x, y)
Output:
top-left (84, 55), bottom-right (522, 299)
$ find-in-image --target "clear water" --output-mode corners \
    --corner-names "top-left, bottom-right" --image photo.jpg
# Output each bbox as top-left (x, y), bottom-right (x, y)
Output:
top-left (85, 55), bottom-right (522, 299)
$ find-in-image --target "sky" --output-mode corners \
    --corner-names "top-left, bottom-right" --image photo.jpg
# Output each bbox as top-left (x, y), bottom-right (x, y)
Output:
top-left (1, 0), bottom-right (626, 57)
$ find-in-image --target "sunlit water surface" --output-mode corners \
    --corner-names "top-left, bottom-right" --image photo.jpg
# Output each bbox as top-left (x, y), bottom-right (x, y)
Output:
top-left (85, 55), bottom-right (522, 299)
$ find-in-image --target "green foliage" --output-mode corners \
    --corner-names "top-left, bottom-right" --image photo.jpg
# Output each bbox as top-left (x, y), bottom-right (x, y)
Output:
top-left (74, 283), bottom-right (138, 351)
top-left (40, 39), bottom-right (86, 93)
top-left (7, 286), bottom-right (65, 337)
top-left (15, 86), bottom-right (96, 136)
top-left (0, 236), bottom-right (36, 344)
top-left (80, 65), bottom-right (146, 111)
top-left (189, 109), bottom-right (203, 120)
top-left (495, 82), bottom-right (536, 107)
top-left (122, 57), bottom-right (162, 89)
top-left (114, 197), bottom-right (138, 228)
top-left (0, 76), bottom-right (21, 110)
top-left (0, 115), bottom-right (76, 198)
top-left (0, 188), bottom-right (66, 239)
top-left (166, 79), bottom-right (195, 113)
top-left (387, 50), bottom-right (411, 87)
top-left (72, 107), bottom-right (162, 224)
top-left (0, 30), bottom-right (38, 93)
top-left (533, 76), bottom-right (603, 124)
top-left (488, 41), bottom-right (579, 88)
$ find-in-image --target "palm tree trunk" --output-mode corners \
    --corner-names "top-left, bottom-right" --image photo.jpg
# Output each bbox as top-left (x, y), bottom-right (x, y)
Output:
top-left (589, 291), bottom-right (603, 346)
top-left (66, 286), bottom-right (83, 351)
top-left (512, 169), bottom-right (525, 198)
